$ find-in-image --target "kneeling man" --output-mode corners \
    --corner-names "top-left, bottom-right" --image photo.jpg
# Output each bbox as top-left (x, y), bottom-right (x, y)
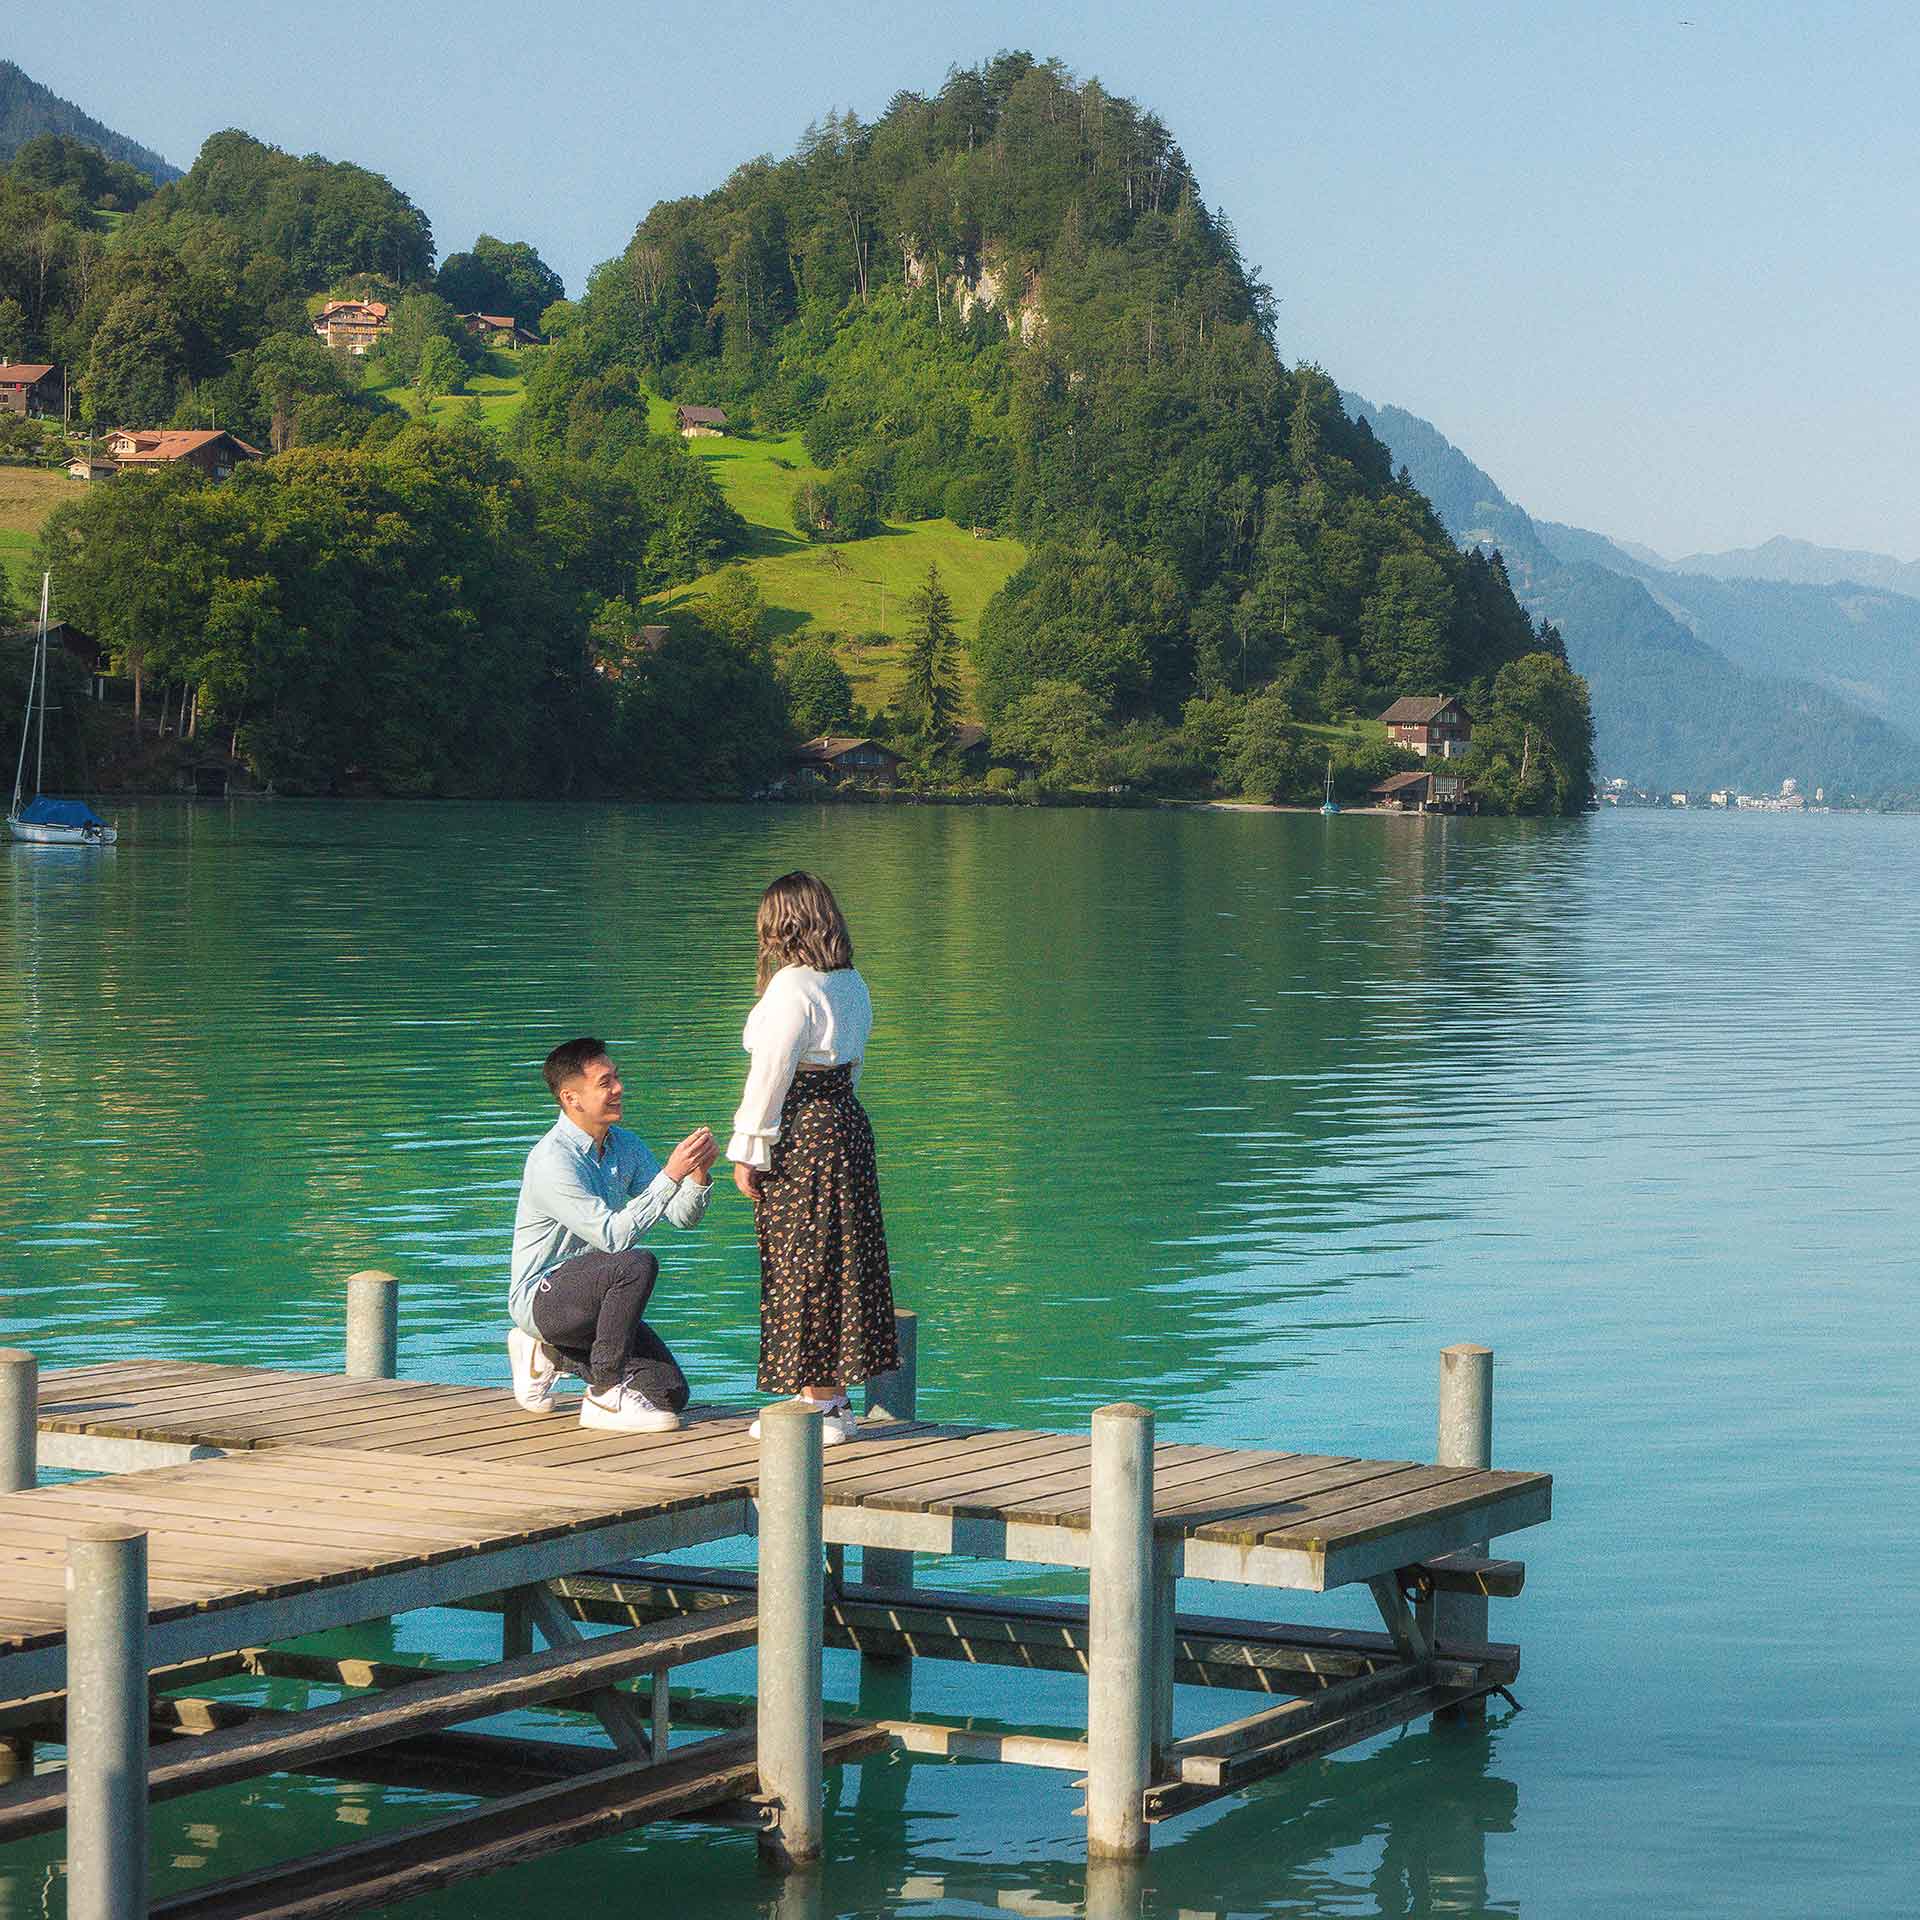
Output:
top-left (509, 1036), bottom-right (717, 1432)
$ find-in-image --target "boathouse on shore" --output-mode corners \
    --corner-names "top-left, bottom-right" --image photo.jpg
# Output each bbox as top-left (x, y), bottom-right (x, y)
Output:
top-left (1372, 767), bottom-right (1472, 813)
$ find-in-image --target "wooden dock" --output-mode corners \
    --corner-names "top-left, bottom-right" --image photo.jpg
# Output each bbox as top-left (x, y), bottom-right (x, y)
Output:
top-left (0, 1315), bottom-right (1551, 1915)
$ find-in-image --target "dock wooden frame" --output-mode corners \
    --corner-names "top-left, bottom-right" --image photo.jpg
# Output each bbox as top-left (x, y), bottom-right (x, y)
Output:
top-left (0, 1313), bottom-right (1550, 1916)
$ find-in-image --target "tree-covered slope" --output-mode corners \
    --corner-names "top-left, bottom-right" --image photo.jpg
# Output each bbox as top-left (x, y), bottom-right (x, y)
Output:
top-left (0, 61), bottom-right (178, 181)
top-left (522, 53), bottom-right (1590, 803)
top-left (1343, 392), bottom-right (1920, 795)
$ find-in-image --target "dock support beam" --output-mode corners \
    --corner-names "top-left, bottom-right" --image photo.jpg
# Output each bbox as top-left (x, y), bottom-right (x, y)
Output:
top-left (757, 1399), bottom-right (825, 1869)
top-left (1, 1351), bottom-right (37, 1786)
top-left (1086, 1402), bottom-right (1155, 1861)
top-left (861, 1310), bottom-right (918, 1603)
top-left (1435, 1344), bottom-right (1493, 1718)
top-left (345, 1270), bottom-right (399, 1380)
top-left (67, 1524), bottom-right (149, 1920)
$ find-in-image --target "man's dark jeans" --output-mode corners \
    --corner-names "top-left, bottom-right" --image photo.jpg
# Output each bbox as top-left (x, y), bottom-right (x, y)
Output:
top-left (528, 1248), bottom-right (689, 1408)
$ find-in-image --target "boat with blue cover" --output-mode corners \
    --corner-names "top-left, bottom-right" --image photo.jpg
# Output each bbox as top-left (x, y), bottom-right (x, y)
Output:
top-left (8, 573), bottom-right (117, 845)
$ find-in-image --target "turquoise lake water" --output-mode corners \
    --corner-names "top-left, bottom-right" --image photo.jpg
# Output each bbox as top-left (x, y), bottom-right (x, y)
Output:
top-left (2, 801), bottom-right (1914, 1916)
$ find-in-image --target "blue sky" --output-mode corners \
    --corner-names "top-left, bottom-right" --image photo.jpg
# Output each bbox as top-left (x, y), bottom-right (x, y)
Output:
top-left (14, 0), bottom-right (1916, 557)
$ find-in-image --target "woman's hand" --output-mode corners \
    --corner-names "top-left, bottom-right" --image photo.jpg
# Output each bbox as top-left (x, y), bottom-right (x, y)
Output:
top-left (733, 1161), bottom-right (763, 1203)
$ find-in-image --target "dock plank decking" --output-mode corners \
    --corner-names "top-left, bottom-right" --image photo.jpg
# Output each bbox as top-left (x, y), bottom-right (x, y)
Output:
top-left (30, 1362), bottom-right (1549, 1596)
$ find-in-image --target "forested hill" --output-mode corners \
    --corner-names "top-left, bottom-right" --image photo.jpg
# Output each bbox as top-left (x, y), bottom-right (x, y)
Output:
top-left (524, 52), bottom-right (1594, 811)
top-left (1342, 391), bottom-right (1920, 797)
top-left (0, 61), bottom-right (178, 181)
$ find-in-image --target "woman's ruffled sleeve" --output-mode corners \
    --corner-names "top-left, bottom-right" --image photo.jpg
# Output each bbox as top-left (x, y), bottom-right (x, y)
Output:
top-left (727, 977), bottom-right (812, 1170)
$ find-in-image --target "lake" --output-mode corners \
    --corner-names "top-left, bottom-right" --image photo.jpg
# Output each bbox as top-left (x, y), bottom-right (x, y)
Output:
top-left (2, 800), bottom-right (1913, 1917)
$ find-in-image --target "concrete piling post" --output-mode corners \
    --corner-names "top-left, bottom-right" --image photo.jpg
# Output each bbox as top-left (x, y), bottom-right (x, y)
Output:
top-left (1, 1348), bottom-right (36, 1495)
top-left (861, 1310), bottom-right (918, 1598)
top-left (756, 1399), bottom-right (825, 1869)
top-left (66, 1523), bottom-right (149, 1920)
top-left (1435, 1344), bottom-right (1493, 1716)
top-left (1086, 1402), bottom-right (1155, 1861)
top-left (344, 1271), bottom-right (399, 1380)
top-left (0, 1351), bottom-right (36, 1784)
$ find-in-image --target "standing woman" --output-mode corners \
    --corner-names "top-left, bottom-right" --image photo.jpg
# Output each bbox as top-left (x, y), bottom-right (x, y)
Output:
top-left (730, 871), bottom-right (900, 1442)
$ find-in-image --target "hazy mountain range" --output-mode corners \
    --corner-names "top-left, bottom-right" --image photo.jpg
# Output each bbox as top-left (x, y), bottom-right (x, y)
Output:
top-left (1343, 391), bottom-right (1920, 796)
top-left (0, 60), bottom-right (179, 180)
top-left (1656, 534), bottom-right (1920, 600)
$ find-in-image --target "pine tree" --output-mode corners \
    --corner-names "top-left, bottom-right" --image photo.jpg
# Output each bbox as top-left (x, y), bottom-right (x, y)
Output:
top-left (902, 562), bottom-right (959, 739)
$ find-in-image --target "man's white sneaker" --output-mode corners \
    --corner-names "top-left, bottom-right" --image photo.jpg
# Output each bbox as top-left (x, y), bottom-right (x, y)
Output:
top-left (507, 1327), bottom-right (560, 1413)
top-left (580, 1381), bottom-right (680, 1433)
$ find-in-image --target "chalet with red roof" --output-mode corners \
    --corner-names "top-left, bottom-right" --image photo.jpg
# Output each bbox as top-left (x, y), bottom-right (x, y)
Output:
top-left (102, 429), bottom-right (263, 479)
top-left (312, 300), bottom-right (392, 354)
top-left (0, 360), bottom-right (59, 419)
top-left (1379, 695), bottom-right (1473, 759)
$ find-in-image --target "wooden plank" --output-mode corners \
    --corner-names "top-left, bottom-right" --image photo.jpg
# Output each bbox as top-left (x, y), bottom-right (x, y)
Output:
top-left (843, 1435), bottom-right (1090, 1513)
top-left (1410, 1552), bottom-right (1525, 1599)
top-left (34, 1372), bottom-right (413, 1437)
top-left (146, 1724), bottom-right (888, 1920)
top-left (1153, 1678), bottom-right (1464, 1812)
top-left (1190, 1463), bottom-right (1472, 1547)
top-left (1265, 1469), bottom-right (1548, 1550)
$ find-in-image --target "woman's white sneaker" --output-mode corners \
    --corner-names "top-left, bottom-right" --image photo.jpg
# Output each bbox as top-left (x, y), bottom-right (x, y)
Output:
top-left (581, 1381), bottom-right (680, 1433)
top-left (507, 1327), bottom-right (560, 1413)
top-left (750, 1397), bottom-right (858, 1443)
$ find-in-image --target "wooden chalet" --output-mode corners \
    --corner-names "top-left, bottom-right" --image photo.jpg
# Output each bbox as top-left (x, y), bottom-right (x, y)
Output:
top-left (1370, 767), bottom-right (1472, 814)
top-left (0, 360), bottom-right (58, 419)
top-left (460, 312), bottom-right (542, 349)
top-left (65, 455), bottom-right (117, 483)
top-left (312, 300), bottom-right (392, 354)
top-left (947, 721), bottom-right (992, 773)
top-left (1379, 695), bottom-right (1473, 759)
top-left (102, 429), bottom-right (263, 479)
top-left (675, 404), bottom-right (729, 438)
top-left (793, 734), bottom-right (902, 788)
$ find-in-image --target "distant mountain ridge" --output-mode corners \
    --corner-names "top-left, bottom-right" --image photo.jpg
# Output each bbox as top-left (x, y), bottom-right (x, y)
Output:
top-left (1342, 390), bottom-right (1920, 796)
top-left (1656, 534), bottom-right (1920, 600)
top-left (0, 60), bottom-right (179, 181)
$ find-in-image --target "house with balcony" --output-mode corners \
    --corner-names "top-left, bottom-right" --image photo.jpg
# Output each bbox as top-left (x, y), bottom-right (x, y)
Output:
top-left (312, 300), bottom-right (392, 355)
top-left (1379, 695), bottom-right (1473, 758)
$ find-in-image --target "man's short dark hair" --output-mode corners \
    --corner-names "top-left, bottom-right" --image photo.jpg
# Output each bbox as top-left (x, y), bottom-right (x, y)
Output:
top-left (544, 1037), bottom-right (609, 1101)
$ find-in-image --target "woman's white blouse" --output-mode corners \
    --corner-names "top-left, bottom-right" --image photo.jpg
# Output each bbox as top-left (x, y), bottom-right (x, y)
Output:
top-left (727, 966), bottom-right (872, 1170)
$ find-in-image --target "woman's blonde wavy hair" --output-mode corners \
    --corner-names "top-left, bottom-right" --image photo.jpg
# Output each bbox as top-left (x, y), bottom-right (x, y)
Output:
top-left (756, 871), bottom-right (854, 992)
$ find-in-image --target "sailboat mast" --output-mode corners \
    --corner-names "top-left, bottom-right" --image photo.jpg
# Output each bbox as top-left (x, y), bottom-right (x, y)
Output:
top-left (11, 602), bottom-right (38, 816)
top-left (34, 572), bottom-right (49, 797)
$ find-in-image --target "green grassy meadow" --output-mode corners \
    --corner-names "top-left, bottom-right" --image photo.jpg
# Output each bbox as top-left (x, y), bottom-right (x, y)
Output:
top-left (0, 468), bottom-right (72, 602)
top-left (361, 348), bottom-right (531, 431)
top-left (642, 396), bottom-right (1026, 717)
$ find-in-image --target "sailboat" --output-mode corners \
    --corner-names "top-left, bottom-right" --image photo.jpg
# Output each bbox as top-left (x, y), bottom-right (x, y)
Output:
top-left (1320, 754), bottom-right (1340, 815)
top-left (8, 572), bottom-right (117, 845)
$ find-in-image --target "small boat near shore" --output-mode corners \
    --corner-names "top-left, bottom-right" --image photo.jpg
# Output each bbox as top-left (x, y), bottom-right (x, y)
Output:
top-left (8, 572), bottom-right (116, 846)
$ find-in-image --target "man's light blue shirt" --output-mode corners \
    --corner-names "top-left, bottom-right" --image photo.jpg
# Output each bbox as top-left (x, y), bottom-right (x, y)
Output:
top-left (509, 1113), bottom-right (710, 1334)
